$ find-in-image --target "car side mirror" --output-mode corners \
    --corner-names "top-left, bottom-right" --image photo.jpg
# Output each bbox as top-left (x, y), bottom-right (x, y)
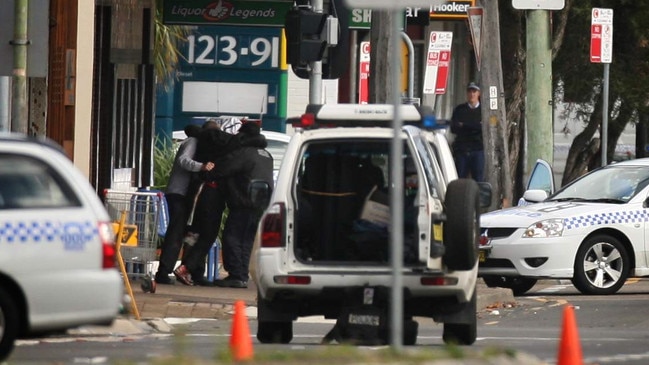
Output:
top-left (249, 180), bottom-right (272, 210)
top-left (477, 182), bottom-right (492, 208)
top-left (521, 189), bottom-right (548, 204)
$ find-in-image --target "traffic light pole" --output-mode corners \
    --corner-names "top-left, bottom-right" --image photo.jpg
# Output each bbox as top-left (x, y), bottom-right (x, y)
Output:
top-left (309, 0), bottom-right (324, 104)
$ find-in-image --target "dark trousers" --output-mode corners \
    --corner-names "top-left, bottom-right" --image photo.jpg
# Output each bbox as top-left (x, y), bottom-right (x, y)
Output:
top-left (454, 149), bottom-right (485, 182)
top-left (157, 193), bottom-right (191, 276)
top-left (221, 208), bottom-right (260, 282)
top-left (183, 184), bottom-right (225, 280)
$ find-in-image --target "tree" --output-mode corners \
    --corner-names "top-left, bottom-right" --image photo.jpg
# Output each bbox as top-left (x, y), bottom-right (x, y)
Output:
top-left (553, 0), bottom-right (649, 185)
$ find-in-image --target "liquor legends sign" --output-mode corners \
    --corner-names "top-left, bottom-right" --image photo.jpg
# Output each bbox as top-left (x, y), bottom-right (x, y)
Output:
top-left (163, 0), bottom-right (293, 27)
top-left (590, 8), bottom-right (613, 63)
top-left (422, 31), bottom-right (453, 95)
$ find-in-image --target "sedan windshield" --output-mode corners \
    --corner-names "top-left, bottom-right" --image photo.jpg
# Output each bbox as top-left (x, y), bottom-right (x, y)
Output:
top-left (550, 165), bottom-right (649, 204)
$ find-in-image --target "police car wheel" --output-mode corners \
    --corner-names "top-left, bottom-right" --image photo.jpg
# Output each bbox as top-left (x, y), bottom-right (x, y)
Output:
top-left (0, 286), bottom-right (19, 362)
top-left (443, 179), bottom-right (480, 271)
top-left (482, 276), bottom-right (537, 296)
top-left (257, 320), bottom-right (293, 344)
top-left (572, 235), bottom-right (630, 295)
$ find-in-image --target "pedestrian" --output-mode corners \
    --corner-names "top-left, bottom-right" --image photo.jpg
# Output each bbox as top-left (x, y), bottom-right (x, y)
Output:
top-left (207, 121), bottom-right (274, 288)
top-left (450, 81), bottom-right (484, 182)
top-left (155, 124), bottom-right (214, 285)
top-left (173, 118), bottom-right (241, 286)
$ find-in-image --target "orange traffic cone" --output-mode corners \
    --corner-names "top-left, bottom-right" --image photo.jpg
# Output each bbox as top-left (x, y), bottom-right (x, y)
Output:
top-left (230, 300), bottom-right (254, 361)
top-left (557, 305), bottom-right (583, 365)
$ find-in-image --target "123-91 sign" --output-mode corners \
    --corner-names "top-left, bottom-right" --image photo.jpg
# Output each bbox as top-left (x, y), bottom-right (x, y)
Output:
top-left (184, 28), bottom-right (281, 69)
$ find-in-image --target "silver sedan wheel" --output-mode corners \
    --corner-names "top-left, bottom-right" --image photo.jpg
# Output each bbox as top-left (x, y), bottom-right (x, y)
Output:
top-left (581, 241), bottom-right (624, 289)
top-left (573, 234), bottom-right (629, 295)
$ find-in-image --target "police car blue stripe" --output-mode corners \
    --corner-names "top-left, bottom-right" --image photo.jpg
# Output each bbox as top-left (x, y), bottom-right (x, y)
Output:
top-left (564, 210), bottom-right (649, 229)
top-left (0, 220), bottom-right (98, 250)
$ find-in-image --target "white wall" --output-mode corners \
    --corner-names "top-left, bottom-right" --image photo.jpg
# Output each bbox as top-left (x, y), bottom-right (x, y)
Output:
top-left (73, 0), bottom-right (95, 178)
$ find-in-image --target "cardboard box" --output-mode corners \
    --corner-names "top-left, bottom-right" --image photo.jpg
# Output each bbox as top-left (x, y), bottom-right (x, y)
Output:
top-left (360, 186), bottom-right (390, 227)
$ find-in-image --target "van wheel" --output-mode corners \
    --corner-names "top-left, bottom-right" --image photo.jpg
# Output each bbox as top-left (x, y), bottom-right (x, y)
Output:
top-left (0, 287), bottom-right (19, 361)
top-left (442, 290), bottom-right (477, 346)
top-left (257, 321), bottom-right (293, 344)
top-left (403, 319), bottom-right (418, 346)
top-left (444, 179), bottom-right (479, 271)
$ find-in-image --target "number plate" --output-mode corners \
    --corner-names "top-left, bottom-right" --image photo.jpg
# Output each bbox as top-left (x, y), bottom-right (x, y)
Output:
top-left (478, 250), bottom-right (488, 262)
top-left (348, 314), bottom-right (380, 326)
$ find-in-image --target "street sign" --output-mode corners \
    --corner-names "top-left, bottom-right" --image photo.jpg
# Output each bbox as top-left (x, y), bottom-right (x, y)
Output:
top-left (422, 31), bottom-right (453, 94)
top-left (590, 8), bottom-right (613, 64)
top-left (512, 0), bottom-right (565, 10)
top-left (162, 0), bottom-right (293, 27)
top-left (344, 0), bottom-right (446, 10)
top-left (358, 41), bottom-right (370, 104)
top-left (467, 7), bottom-right (483, 71)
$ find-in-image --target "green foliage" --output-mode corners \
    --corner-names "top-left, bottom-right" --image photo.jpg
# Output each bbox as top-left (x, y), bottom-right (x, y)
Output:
top-left (154, 0), bottom-right (191, 88)
top-left (153, 136), bottom-right (176, 191)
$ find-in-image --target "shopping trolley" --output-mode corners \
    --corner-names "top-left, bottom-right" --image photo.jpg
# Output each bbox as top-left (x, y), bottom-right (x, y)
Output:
top-left (103, 189), bottom-right (166, 290)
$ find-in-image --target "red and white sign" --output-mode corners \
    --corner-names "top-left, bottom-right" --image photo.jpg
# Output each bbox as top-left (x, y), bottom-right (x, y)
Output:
top-left (358, 41), bottom-right (370, 104)
top-left (423, 31), bottom-right (453, 95)
top-left (590, 8), bottom-right (613, 63)
top-left (467, 7), bottom-right (483, 71)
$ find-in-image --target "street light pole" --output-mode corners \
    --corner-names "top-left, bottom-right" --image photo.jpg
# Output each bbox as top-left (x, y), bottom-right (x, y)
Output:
top-left (309, 0), bottom-right (323, 104)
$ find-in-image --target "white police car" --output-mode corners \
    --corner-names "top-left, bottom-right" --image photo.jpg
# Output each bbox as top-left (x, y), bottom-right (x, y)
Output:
top-left (252, 104), bottom-right (491, 346)
top-left (0, 134), bottom-right (122, 361)
top-left (480, 158), bottom-right (649, 296)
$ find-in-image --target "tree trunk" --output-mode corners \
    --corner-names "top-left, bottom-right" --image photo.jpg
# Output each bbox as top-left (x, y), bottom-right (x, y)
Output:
top-left (562, 97), bottom-right (602, 185)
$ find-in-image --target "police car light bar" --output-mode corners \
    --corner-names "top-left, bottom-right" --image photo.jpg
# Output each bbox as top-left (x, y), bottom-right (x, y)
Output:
top-left (288, 104), bottom-right (444, 130)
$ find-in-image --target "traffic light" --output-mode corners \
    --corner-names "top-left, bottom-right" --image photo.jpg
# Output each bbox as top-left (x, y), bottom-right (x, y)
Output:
top-left (285, 9), bottom-right (328, 65)
top-left (288, 0), bottom-right (350, 80)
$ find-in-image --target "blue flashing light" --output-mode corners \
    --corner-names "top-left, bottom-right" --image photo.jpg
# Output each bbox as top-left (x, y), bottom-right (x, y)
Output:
top-left (422, 115), bottom-right (438, 128)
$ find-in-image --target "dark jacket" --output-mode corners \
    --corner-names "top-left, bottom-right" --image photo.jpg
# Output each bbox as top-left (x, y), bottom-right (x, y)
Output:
top-left (450, 102), bottom-right (483, 153)
top-left (204, 131), bottom-right (273, 209)
top-left (194, 128), bottom-right (241, 164)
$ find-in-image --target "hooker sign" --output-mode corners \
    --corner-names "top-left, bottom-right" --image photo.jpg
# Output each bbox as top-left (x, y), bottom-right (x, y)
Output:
top-left (590, 8), bottom-right (613, 63)
top-left (422, 31), bottom-right (453, 95)
top-left (358, 42), bottom-right (370, 104)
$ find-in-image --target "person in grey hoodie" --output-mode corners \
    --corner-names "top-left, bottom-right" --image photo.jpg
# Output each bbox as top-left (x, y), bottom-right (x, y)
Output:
top-left (155, 124), bottom-right (214, 285)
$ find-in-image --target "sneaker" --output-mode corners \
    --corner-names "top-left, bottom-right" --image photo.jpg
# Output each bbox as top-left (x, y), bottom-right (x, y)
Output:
top-left (213, 277), bottom-right (248, 288)
top-left (173, 265), bottom-right (194, 286)
top-left (183, 232), bottom-right (199, 247)
top-left (154, 272), bottom-right (174, 285)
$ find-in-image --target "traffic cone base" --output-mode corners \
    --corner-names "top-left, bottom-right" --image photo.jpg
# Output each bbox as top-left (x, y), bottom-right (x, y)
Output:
top-left (230, 300), bottom-right (254, 361)
top-left (557, 305), bottom-right (583, 365)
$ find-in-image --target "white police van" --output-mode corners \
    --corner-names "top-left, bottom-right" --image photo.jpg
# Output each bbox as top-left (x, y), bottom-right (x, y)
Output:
top-left (0, 134), bottom-right (122, 361)
top-left (252, 104), bottom-right (490, 346)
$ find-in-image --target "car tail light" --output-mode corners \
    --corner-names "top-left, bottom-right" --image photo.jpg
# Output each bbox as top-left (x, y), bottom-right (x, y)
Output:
top-left (274, 275), bottom-right (311, 285)
top-left (98, 222), bottom-right (117, 269)
top-left (261, 203), bottom-right (285, 248)
top-left (420, 276), bottom-right (458, 286)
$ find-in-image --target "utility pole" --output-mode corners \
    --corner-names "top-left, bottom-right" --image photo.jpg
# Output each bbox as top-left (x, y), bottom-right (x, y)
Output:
top-left (309, 0), bottom-right (324, 104)
top-left (369, 11), bottom-right (398, 103)
top-left (525, 9), bottom-right (553, 180)
top-left (11, 0), bottom-right (28, 134)
top-left (479, 0), bottom-right (512, 208)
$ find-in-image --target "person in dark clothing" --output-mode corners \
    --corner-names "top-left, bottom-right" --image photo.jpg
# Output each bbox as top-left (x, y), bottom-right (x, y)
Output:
top-left (174, 121), bottom-right (239, 286)
top-left (205, 121), bottom-right (274, 288)
top-left (450, 81), bottom-right (484, 182)
top-left (155, 124), bottom-right (214, 285)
